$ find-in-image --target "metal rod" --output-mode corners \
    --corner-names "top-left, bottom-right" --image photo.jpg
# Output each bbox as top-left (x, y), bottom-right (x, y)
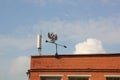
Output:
top-left (55, 43), bottom-right (58, 56)
top-left (46, 40), bottom-right (67, 57)
top-left (38, 48), bottom-right (41, 55)
top-left (46, 40), bottom-right (67, 48)
top-left (56, 43), bottom-right (67, 48)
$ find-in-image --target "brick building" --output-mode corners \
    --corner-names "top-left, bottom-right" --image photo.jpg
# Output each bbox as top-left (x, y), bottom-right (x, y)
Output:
top-left (28, 54), bottom-right (120, 80)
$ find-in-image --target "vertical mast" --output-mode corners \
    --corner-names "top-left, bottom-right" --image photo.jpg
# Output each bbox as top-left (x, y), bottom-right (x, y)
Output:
top-left (37, 34), bottom-right (42, 55)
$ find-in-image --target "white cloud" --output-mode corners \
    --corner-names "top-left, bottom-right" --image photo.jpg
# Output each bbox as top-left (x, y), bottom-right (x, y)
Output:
top-left (33, 16), bottom-right (120, 44)
top-left (0, 35), bottom-right (35, 54)
top-left (10, 56), bottom-right (30, 75)
top-left (74, 38), bottom-right (106, 54)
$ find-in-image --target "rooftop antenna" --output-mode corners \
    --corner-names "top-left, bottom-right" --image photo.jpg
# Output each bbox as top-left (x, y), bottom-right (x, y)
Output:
top-left (37, 34), bottom-right (42, 55)
top-left (46, 32), bottom-right (67, 57)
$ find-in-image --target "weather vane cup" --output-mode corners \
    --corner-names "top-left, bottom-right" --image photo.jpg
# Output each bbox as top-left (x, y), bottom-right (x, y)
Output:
top-left (46, 32), bottom-right (67, 57)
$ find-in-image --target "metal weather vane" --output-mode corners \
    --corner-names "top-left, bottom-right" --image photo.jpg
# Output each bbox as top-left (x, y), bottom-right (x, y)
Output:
top-left (46, 32), bottom-right (67, 57)
top-left (48, 32), bottom-right (57, 43)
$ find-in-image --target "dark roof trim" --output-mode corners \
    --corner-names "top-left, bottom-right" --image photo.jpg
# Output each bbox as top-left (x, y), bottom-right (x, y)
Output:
top-left (31, 53), bottom-right (120, 58)
top-left (29, 68), bottom-right (120, 72)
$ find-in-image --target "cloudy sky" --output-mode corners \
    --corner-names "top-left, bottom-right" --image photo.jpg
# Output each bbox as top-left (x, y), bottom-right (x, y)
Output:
top-left (0, 0), bottom-right (120, 80)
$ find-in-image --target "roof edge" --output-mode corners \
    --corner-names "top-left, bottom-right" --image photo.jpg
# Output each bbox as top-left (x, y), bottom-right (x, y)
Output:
top-left (31, 53), bottom-right (120, 58)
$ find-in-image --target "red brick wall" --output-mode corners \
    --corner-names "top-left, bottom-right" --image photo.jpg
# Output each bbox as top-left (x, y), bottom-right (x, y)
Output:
top-left (29, 54), bottom-right (120, 80)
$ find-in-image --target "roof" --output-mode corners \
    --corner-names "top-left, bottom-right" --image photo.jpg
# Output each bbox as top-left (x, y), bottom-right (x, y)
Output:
top-left (30, 53), bottom-right (120, 71)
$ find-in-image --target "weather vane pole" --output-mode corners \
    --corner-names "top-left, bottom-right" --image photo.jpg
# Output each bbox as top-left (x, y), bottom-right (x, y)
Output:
top-left (46, 32), bottom-right (67, 57)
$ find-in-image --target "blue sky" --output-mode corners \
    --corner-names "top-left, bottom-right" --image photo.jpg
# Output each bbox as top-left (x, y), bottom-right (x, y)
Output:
top-left (0, 0), bottom-right (120, 80)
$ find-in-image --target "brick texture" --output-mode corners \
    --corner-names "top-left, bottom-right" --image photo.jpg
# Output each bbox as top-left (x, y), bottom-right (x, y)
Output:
top-left (29, 54), bottom-right (120, 80)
